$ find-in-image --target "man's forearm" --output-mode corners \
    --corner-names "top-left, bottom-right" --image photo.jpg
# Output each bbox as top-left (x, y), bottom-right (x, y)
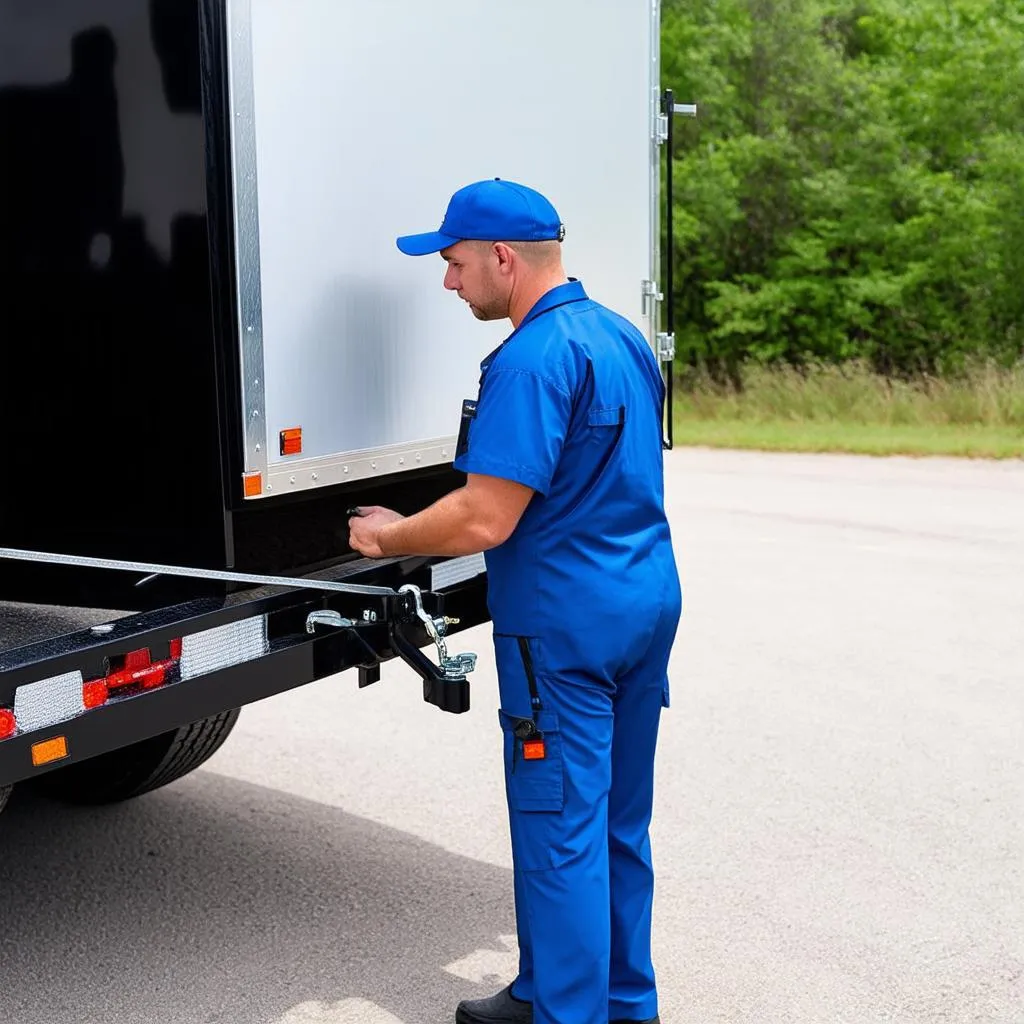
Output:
top-left (378, 487), bottom-right (499, 557)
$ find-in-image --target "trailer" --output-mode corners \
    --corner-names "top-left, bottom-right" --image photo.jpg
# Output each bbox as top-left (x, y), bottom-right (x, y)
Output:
top-left (0, 0), bottom-right (685, 817)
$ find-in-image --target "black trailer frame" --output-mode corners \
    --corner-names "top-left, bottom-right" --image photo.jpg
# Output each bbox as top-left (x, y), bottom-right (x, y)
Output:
top-left (0, 554), bottom-right (488, 789)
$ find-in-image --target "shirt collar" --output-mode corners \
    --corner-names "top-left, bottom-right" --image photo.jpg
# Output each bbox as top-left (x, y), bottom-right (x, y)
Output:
top-left (518, 278), bottom-right (588, 329)
top-left (479, 279), bottom-right (588, 373)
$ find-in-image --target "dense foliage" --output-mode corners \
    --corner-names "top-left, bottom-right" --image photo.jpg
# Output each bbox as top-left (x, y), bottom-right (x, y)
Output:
top-left (661, 0), bottom-right (1024, 377)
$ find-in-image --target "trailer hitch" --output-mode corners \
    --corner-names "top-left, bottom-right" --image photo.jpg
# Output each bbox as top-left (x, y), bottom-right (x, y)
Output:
top-left (305, 585), bottom-right (476, 714)
top-left (394, 584), bottom-right (477, 713)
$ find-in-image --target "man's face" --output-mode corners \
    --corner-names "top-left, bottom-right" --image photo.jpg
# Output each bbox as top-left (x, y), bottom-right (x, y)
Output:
top-left (440, 241), bottom-right (510, 321)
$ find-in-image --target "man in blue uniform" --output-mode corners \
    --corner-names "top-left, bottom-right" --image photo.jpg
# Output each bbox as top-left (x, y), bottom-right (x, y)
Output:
top-left (348, 179), bottom-right (681, 1024)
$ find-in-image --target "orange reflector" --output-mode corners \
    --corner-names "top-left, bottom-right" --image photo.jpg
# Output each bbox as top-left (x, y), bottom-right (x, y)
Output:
top-left (0, 709), bottom-right (16, 740)
top-left (243, 472), bottom-right (262, 497)
top-left (522, 739), bottom-right (546, 761)
top-left (32, 736), bottom-right (69, 766)
top-left (280, 427), bottom-right (302, 456)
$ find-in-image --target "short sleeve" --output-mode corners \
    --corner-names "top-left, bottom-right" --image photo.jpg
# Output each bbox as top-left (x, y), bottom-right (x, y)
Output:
top-left (453, 367), bottom-right (572, 495)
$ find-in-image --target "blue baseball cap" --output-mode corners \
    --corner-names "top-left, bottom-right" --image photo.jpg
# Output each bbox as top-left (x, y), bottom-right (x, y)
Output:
top-left (396, 178), bottom-right (565, 256)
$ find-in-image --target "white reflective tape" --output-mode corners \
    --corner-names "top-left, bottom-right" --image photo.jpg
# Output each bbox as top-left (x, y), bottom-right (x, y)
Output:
top-left (431, 552), bottom-right (486, 591)
top-left (14, 670), bottom-right (85, 733)
top-left (179, 616), bottom-right (269, 680)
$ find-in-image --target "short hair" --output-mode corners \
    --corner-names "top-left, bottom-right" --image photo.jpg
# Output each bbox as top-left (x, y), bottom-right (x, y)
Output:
top-left (495, 239), bottom-right (562, 267)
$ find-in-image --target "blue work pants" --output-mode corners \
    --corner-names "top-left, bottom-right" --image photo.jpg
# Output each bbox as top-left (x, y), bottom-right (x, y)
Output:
top-left (493, 597), bottom-right (678, 1024)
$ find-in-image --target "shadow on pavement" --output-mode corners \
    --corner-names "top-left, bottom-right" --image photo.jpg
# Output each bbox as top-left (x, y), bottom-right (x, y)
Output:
top-left (0, 772), bottom-right (516, 1024)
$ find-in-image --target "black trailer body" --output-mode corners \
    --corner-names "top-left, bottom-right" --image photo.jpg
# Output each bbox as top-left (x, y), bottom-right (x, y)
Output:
top-left (0, 0), bottom-right (499, 805)
top-left (0, 0), bottom-right (473, 613)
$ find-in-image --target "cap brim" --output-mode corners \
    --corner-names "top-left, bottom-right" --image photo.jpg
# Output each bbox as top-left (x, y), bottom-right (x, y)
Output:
top-left (395, 230), bottom-right (460, 256)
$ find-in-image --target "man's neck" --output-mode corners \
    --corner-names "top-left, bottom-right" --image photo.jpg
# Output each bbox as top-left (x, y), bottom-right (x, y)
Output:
top-left (509, 270), bottom-right (570, 328)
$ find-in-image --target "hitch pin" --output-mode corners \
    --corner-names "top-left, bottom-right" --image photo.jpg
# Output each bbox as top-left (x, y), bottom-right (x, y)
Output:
top-left (399, 584), bottom-right (446, 659)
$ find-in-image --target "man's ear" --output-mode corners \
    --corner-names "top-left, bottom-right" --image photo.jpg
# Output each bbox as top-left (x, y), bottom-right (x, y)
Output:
top-left (493, 242), bottom-right (516, 274)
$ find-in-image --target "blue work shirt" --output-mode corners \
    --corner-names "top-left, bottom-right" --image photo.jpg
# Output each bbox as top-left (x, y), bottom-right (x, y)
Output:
top-left (453, 280), bottom-right (678, 642)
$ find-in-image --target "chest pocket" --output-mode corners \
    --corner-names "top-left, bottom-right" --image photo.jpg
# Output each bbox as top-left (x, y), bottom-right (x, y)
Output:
top-left (588, 405), bottom-right (625, 429)
top-left (563, 404), bottom-right (626, 516)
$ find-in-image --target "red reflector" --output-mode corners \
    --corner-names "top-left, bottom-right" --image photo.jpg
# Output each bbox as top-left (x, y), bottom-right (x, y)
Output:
top-left (170, 638), bottom-right (182, 659)
top-left (82, 681), bottom-right (109, 709)
top-left (522, 739), bottom-right (546, 761)
top-left (0, 709), bottom-right (16, 740)
top-left (101, 648), bottom-right (175, 691)
top-left (139, 666), bottom-right (167, 689)
top-left (124, 649), bottom-right (151, 671)
top-left (104, 666), bottom-right (136, 689)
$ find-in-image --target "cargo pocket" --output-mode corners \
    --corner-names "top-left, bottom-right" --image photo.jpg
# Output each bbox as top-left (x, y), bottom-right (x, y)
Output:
top-left (498, 708), bottom-right (566, 872)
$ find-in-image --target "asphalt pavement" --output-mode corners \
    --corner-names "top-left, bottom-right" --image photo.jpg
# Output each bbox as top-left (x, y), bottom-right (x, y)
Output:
top-left (2, 448), bottom-right (1022, 1024)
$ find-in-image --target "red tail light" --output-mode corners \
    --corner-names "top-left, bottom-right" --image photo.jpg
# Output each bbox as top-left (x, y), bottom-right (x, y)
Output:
top-left (82, 681), bottom-right (109, 709)
top-left (103, 647), bottom-right (175, 690)
top-left (82, 640), bottom-right (182, 707)
top-left (0, 709), bottom-right (16, 740)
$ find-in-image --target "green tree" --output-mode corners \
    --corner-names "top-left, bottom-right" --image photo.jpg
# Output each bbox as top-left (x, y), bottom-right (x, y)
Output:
top-left (660, 0), bottom-right (1024, 376)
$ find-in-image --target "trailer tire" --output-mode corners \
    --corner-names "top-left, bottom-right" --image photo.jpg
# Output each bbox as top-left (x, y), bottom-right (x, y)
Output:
top-left (31, 709), bottom-right (241, 805)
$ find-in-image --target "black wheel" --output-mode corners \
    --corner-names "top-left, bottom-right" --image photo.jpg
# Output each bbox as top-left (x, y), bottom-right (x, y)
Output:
top-left (0, 785), bottom-right (11, 815)
top-left (31, 709), bottom-right (241, 804)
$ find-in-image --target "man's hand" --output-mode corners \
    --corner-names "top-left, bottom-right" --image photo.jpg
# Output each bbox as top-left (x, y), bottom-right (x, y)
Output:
top-left (345, 476), bottom-right (532, 559)
top-left (348, 506), bottom-right (404, 558)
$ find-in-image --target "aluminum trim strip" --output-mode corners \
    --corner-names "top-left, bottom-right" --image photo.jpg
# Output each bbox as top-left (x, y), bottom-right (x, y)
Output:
top-left (263, 435), bottom-right (458, 495)
top-left (649, 0), bottom-right (663, 356)
top-left (226, 0), bottom-right (269, 488)
top-left (0, 548), bottom-right (396, 597)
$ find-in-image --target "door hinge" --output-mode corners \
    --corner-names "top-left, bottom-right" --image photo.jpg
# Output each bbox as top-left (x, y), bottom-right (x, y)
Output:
top-left (656, 332), bottom-right (676, 363)
top-left (656, 102), bottom-right (697, 144)
top-left (641, 278), bottom-right (663, 316)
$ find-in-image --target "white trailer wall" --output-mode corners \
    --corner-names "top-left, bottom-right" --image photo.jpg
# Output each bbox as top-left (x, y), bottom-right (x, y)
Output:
top-left (227, 0), bottom-right (659, 498)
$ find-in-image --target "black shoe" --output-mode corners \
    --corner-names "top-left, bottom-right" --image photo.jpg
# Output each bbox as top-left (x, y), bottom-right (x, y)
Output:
top-left (454, 986), bottom-right (659, 1024)
top-left (455, 984), bottom-right (533, 1024)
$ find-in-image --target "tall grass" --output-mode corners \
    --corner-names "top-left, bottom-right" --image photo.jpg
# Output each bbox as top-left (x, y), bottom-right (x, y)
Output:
top-left (676, 360), bottom-right (1024, 428)
top-left (671, 360), bottom-right (1024, 457)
